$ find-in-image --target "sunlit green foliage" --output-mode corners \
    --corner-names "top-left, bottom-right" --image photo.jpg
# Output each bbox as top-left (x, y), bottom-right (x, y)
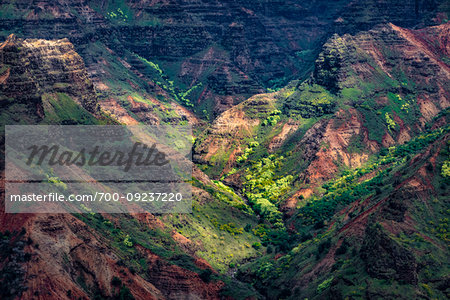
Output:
top-left (317, 276), bottom-right (334, 293)
top-left (283, 84), bottom-right (336, 118)
top-left (236, 141), bottom-right (260, 163)
top-left (135, 54), bottom-right (196, 107)
top-left (441, 160), bottom-right (450, 178)
top-left (243, 155), bottom-right (293, 224)
top-left (41, 93), bottom-right (98, 125)
top-left (123, 234), bottom-right (133, 247)
top-left (107, 7), bottom-right (129, 22)
top-left (385, 112), bottom-right (397, 133)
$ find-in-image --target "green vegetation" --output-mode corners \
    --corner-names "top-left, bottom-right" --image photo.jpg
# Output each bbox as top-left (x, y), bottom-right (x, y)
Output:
top-left (317, 276), bottom-right (334, 293)
top-left (441, 158), bottom-right (450, 178)
top-left (243, 155), bottom-right (293, 225)
top-left (88, 0), bottom-right (132, 24)
top-left (75, 212), bottom-right (214, 283)
top-left (236, 141), bottom-right (260, 164)
top-left (2, 8), bottom-right (449, 299)
top-left (0, 229), bottom-right (30, 299)
top-left (41, 93), bottom-right (98, 125)
top-left (262, 109), bottom-right (281, 126)
top-left (385, 112), bottom-right (397, 133)
top-left (347, 133), bottom-right (365, 154)
top-left (164, 190), bottom-right (262, 272)
top-left (107, 8), bottom-right (129, 23)
top-left (296, 125), bottom-right (449, 227)
top-left (239, 123), bottom-right (449, 299)
top-left (110, 277), bottom-right (135, 300)
top-left (283, 83), bottom-right (336, 118)
top-left (81, 41), bottom-right (194, 125)
top-left (135, 54), bottom-right (196, 107)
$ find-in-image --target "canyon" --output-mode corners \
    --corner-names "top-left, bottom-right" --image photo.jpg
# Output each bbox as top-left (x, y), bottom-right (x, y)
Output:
top-left (0, 1), bottom-right (449, 299)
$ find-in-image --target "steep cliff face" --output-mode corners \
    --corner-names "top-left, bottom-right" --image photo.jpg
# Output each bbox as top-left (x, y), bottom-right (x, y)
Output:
top-left (0, 2), bottom-right (449, 300)
top-left (240, 128), bottom-right (449, 299)
top-left (314, 23), bottom-right (450, 110)
top-left (293, 23), bottom-right (449, 201)
top-left (284, 23), bottom-right (449, 209)
top-left (1, 0), bottom-right (447, 116)
top-left (0, 0), bottom-right (105, 40)
top-left (0, 206), bottom-right (228, 299)
top-left (335, 0), bottom-right (448, 33)
top-left (0, 34), bottom-right (99, 123)
top-left (195, 23), bottom-right (449, 183)
top-left (0, 34), bottom-right (263, 299)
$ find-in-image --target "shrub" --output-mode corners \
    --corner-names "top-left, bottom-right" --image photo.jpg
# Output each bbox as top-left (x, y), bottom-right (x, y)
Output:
top-left (442, 160), bottom-right (450, 178)
top-left (123, 235), bottom-right (133, 247)
top-left (199, 269), bottom-right (213, 283)
top-left (252, 242), bottom-right (262, 250)
top-left (118, 285), bottom-right (135, 300)
top-left (318, 239), bottom-right (331, 254)
top-left (111, 276), bottom-right (122, 287)
top-left (335, 240), bottom-right (348, 255)
top-left (317, 276), bottom-right (334, 293)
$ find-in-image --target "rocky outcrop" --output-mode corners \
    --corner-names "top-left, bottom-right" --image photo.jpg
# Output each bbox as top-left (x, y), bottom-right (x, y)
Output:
top-left (283, 108), bottom-right (374, 211)
top-left (281, 23), bottom-right (450, 210)
top-left (335, 0), bottom-right (445, 34)
top-left (314, 23), bottom-right (449, 152)
top-left (144, 253), bottom-right (225, 300)
top-left (314, 23), bottom-right (450, 117)
top-left (268, 119), bottom-right (300, 152)
top-left (0, 212), bottom-right (225, 300)
top-left (306, 109), bottom-right (372, 180)
top-left (1, 0), bottom-right (446, 114)
top-left (0, 34), bottom-right (99, 117)
top-left (193, 92), bottom-right (276, 171)
top-left (310, 22), bottom-right (449, 168)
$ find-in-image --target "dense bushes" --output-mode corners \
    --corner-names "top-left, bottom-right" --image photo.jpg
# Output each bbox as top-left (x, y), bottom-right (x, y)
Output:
top-left (243, 155), bottom-right (292, 224)
top-left (283, 84), bottom-right (336, 118)
top-left (296, 125), bottom-right (449, 226)
top-left (262, 110), bottom-right (281, 126)
top-left (210, 219), bottom-right (244, 235)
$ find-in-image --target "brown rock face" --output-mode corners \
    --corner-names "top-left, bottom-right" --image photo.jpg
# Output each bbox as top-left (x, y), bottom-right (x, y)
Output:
top-left (306, 108), bottom-right (370, 181)
top-left (1, 0), bottom-right (446, 115)
top-left (268, 119), bottom-right (300, 152)
top-left (0, 34), bottom-right (99, 117)
top-left (0, 34), bottom-right (226, 299)
top-left (315, 23), bottom-right (449, 157)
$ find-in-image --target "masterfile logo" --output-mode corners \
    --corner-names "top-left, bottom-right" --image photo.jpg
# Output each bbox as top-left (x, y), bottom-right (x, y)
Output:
top-left (5, 125), bottom-right (193, 214)
top-left (26, 142), bottom-right (169, 171)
